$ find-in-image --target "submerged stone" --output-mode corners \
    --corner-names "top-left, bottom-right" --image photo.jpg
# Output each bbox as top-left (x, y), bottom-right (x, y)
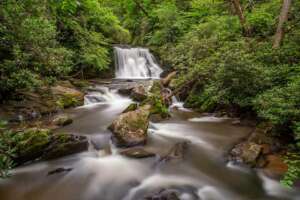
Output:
top-left (120, 147), bottom-right (155, 159)
top-left (144, 189), bottom-right (180, 200)
top-left (47, 167), bottom-right (73, 176)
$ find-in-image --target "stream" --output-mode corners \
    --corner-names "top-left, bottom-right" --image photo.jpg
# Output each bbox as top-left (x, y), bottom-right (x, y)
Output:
top-left (0, 47), bottom-right (299, 200)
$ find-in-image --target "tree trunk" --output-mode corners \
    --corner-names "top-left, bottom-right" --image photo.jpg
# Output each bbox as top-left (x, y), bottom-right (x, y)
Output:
top-left (273, 0), bottom-right (292, 49)
top-left (230, 0), bottom-right (251, 36)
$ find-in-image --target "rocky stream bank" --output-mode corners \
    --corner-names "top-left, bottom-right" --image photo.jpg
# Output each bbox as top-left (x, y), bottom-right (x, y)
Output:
top-left (0, 73), bottom-right (291, 197)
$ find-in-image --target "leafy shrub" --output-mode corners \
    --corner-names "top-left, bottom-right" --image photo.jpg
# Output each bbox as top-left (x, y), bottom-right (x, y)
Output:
top-left (247, 11), bottom-right (275, 37)
top-left (254, 75), bottom-right (300, 130)
top-left (0, 121), bottom-right (16, 178)
top-left (281, 153), bottom-right (300, 187)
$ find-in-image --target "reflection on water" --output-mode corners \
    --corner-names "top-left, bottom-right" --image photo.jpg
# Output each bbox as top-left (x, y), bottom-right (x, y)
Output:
top-left (0, 88), bottom-right (299, 200)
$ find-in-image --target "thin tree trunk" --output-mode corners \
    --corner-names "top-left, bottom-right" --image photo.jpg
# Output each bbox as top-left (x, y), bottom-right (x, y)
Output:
top-left (132, 0), bottom-right (149, 17)
top-left (273, 0), bottom-right (292, 49)
top-left (230, 0), bottom-right (251, 36)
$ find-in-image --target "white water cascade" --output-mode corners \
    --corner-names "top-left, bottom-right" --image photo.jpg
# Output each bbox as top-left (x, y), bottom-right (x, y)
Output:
top-left (114, 47), bottom-right (163, 79)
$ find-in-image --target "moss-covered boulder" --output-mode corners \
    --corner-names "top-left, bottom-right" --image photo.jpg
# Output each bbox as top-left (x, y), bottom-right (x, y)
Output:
top-left (42, 134), bottom-right (88, 160)
top-left (109, 105), bottom-right (151, 147)
top-left (12, 129), bottom-right (88, 165)
top-left (51, 85), bottom-right (84, 108)
top-left (14, 128), bottom-right (51, 164)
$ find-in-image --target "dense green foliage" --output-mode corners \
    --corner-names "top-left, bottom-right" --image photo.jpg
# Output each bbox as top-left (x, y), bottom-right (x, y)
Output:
top-left (0, 121), bottom-right (16, 178)
top-left (0, 0), bottom-right (129, 100)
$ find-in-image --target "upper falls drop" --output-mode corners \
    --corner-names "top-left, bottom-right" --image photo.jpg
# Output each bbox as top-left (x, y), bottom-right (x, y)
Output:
top-left (114, 47), bottom-right (163, 79)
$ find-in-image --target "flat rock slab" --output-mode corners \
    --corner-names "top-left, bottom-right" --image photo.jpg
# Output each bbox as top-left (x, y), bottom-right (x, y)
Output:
top-left (120, 147), bottom-right (156, 159)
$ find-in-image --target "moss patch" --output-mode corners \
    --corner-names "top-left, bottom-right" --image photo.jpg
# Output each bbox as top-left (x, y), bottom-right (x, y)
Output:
top-left (56, 94), bottom-right (80, 109)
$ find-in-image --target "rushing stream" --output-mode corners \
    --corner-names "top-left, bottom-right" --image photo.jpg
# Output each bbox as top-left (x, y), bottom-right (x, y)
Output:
top-left (0, 47), bottom-right (299, 200)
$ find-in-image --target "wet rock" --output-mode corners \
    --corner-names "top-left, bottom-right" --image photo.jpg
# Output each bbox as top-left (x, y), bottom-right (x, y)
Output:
top-left (47, 167), bottom-right (73, 176)
top-left (131, 85), bottom-right (148, 101)
top-left (231, 119), bottom-right (241, 126)
top-left (158, 141), bottom-right (190, 163)
top-left (42, 134), bottom-right (88, 160)
top-left (118, 87), bottom-right (134, 96)
top-left (13, 129), bottom-right (88, 165)
top-left (51, 84), bottom-right (84, 100)
top-left (144, 189), bottom-right (180, 200)
top-left (242, 143), bottom-right (262, 165)
top-left (52, 115), bottom-right (73, 126)
top-left (14, 128), bottom-right (52, 164)
top-left (120, 147), bottom-right (155, 159)
top-left (230, 142), bottom-right (262, 166)
top-left (2, 81), bottom-right (85, 123)
top-left (122, 103), bottom-right (138, 113)
top-left (149, 113), bottom-right (165, 123)
top-left (109, 105), bottom-right (151, 147)
top-left (51, 84), bottom-right (84, 108)
top-left (248, 127), bottom-right (275, 145)
top-left (97, 147), bottom-right (112, 157)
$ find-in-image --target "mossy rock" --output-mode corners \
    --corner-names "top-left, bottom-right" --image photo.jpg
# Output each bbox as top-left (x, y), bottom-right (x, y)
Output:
top-left (11, 129), bottom-right (88, 165)
top-left (56, 94), bottom-right (81, 109)
top-left (42, 134), bottom-right (88, 160)
top-left (53, 115), bottom-right (73, 126)
top-left (130, 85), bottom-right (148, 102)
top-left (109, 105), bottom-right (151, 147)
top-left (14, 128), bottom-right (51, 164)
top-left (122, 103), bottom-right (138, 113)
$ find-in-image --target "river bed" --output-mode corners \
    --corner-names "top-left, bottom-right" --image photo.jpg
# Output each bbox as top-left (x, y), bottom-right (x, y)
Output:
top-left (0, 84), bottom-right (299, 200)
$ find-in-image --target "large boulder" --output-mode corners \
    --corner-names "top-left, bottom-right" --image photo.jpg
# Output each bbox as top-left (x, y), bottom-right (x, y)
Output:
top-left (42, 134), bottom-right (88, 160)
top-left (109, 105), bottom-right (151, 147)
top-left (12, 129), bottom-right (88, 165)
top-left (14, 128), bottom-right (52, 164)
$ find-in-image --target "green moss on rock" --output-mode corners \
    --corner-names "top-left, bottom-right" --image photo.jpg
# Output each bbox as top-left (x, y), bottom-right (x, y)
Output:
top-left (56, 94), bottom-right (81, 109)
top-left (14, 128), bottom-right (51, 163)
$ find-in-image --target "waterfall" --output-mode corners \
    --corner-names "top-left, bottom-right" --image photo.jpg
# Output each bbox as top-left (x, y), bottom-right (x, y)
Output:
top-left (114, 47), bottom-right (163, 79)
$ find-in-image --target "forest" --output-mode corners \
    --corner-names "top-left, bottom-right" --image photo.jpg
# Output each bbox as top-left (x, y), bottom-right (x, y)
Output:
top-left (0, 0), bottom-right (300, 199)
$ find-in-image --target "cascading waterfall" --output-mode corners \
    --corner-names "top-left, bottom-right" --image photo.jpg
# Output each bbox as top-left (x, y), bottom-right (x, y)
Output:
top-left (114, 47), bottom-right (163, 79)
